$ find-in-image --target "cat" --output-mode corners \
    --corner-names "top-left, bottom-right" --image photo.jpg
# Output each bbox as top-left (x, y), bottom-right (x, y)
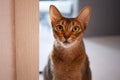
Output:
top-left (44, 5), bottom-right (92, 80)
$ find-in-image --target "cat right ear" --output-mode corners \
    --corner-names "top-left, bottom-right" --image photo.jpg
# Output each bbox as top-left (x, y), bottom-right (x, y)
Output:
top-left (76, 6), bottom-right (92, 29)
top-left (49, 5), bottom-right (63, 23)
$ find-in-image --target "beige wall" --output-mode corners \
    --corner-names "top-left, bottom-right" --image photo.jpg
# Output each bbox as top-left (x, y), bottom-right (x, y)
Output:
top-left (0, 0), bottom-right (16, 80)
top-left (15, 0), bottom-right (39, 80)
top-left (0, 0), bottom-right (39, 80)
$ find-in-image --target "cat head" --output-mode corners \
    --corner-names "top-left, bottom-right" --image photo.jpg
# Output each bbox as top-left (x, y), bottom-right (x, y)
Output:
top-left (49, 5), bottom-right (91, 48)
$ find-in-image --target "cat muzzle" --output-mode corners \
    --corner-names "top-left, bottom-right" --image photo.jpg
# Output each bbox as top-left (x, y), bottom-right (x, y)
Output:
top-left (63, 40), bottom-right (70, 44)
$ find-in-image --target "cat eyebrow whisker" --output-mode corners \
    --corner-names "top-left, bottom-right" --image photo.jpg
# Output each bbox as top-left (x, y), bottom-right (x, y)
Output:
top-left (72, 22), bottom-right (75, 26)
top-left (61, 20), bottom-right (64, 25)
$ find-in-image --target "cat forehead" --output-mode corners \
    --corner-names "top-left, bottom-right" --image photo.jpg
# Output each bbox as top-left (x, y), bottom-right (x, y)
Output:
top-left (57, 18), bottom-right (81, 25)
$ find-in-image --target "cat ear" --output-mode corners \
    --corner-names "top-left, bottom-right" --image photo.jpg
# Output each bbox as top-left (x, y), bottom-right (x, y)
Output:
top-left (49, 5), bottom-right (63, 23)
top-left (76, 6), bottom-right (91, 28)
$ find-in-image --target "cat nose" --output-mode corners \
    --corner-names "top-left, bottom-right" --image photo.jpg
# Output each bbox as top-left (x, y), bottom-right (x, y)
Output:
top-left (64, 35), bottom-right (69, 40)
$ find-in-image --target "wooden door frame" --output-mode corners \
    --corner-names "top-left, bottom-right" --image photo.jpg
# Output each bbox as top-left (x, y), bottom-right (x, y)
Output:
top-left (14, 0), bottom-right (39, 80)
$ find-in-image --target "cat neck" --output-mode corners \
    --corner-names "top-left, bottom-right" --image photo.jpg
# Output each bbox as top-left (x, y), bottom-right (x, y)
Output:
top-left (52, 39), bottom-right (86, 62)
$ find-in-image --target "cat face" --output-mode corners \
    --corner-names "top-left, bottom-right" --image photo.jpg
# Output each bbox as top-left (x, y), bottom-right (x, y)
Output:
top-left (49, 5), bottom-right (91, 48)
top-left (51, 18), bottom-right (84, 48)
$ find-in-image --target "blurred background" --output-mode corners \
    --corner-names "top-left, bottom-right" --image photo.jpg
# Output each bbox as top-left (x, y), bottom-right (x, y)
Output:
top-left (39, 0), bottom-right (120, 80)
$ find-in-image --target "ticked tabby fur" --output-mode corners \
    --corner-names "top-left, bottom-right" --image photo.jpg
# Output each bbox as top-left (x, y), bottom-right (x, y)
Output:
top-left (44, 5), bottom-right (92, 80)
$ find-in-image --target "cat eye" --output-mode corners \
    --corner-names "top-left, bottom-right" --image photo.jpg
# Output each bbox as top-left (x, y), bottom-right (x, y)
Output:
top-left (56, 25), bottom-right (63, 31)
top-left (72, 26), bottom-right (80, 32)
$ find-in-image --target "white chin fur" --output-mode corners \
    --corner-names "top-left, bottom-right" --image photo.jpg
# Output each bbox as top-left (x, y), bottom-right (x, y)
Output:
top-left (59, 41), bottom-right (77, 48)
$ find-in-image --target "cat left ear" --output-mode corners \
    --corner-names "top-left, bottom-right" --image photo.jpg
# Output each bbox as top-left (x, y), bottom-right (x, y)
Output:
top-left (49, 5), bottom-right (63, 23)
top-left (76, 6), bottom-right (92, 29)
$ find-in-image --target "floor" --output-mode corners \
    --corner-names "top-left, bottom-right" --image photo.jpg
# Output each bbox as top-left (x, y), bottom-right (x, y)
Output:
top-left (39, 32), bottom-right (120, 80)
top-left (84, 36), bottom-right (120, 80)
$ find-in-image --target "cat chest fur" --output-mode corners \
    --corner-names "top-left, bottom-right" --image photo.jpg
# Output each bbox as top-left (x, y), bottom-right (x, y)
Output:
top-left (50, 43), bottom-right (88, 80)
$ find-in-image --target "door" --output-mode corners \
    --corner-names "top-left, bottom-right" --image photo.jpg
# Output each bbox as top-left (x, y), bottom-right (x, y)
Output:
top-left (0, 0), bottom-right (39, 80)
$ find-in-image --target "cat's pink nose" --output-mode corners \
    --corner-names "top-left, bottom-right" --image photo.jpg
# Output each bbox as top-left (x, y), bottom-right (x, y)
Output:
top-left (64, 35), bottom-right (69, 40)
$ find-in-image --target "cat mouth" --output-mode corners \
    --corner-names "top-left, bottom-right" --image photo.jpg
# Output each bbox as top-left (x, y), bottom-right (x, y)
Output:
top-left (63, 41), bottom-right (70, 44)
top-left (61, 40), bottom-right (76, 48)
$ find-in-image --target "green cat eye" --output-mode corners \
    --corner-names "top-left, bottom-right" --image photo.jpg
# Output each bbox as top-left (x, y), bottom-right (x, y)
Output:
top-left (56, 25), bottom-right (63, 31)
top-left (72, 26), bottom-right (79, 32)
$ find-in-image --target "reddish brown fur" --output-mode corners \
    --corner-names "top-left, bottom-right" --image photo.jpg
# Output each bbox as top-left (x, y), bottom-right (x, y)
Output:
top-left (44, 5), bottom-right (92, 80)
top-left (52, 18), bottom-right (84, 44)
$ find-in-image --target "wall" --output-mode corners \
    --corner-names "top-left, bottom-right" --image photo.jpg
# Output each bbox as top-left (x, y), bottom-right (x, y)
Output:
top-left (0, 0), bottom-right (39, 80)
top-left (15, 0), bottom-right (39, 80)
top-left (0, 0), bottom-right (16, 80)
top-left (78, 0), bottom-right (120, 37)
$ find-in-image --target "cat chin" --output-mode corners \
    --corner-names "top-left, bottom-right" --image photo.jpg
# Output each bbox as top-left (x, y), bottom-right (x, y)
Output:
top-left (59, 41), bottom-right (77, 48)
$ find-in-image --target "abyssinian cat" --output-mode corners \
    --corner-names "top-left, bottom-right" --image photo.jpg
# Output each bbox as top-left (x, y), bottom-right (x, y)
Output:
top-left (44, 5), bottom-right (92, 80)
